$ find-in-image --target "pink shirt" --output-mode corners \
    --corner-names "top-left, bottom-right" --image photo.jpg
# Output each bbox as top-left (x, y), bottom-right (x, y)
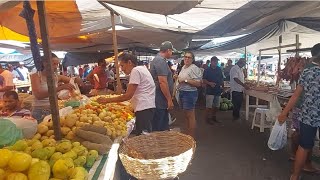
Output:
top-left (129, 66), bottom-right (155, 112)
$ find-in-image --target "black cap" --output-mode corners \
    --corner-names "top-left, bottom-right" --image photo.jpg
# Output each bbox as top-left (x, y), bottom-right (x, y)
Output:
top-left (160, 41), bottom-right (176, 52)
top-left (211, 56), bottom-right (219, 61)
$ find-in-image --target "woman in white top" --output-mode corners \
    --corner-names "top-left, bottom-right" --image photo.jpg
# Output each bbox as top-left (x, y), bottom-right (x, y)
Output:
top-left (30, 53), bottom-right (84, 122)
top-left (176, 51), bottom-right (202, 138)
top-left (97, 53), bottom-right (156, 135)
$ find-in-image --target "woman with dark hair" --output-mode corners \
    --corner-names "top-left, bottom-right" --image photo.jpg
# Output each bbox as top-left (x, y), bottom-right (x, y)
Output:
top-left (176, 51), bottom-right (202, 137)
top-left (97, 52), bottom-right (155, 135)
top-left (30, 53), bottom-right (84, 122)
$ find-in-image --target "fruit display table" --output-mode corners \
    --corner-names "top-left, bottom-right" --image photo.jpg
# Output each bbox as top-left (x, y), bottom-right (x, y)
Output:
top-left (88, 119), bottom-right (135, 180)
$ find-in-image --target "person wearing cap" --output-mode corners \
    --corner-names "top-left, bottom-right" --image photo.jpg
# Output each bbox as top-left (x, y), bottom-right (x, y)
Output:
top-left (150, 41), bottom-right (175, 131)
top-left (229, 58), bottom-right (249, 121)
top-left (202, 56), bottom-right (224, 124)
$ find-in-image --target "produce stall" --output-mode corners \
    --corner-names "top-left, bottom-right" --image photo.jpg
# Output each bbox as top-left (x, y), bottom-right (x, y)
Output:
top-left (244, 82), bottom-right (293, 121)
top-left (0, 94), bottom-right (136, 180)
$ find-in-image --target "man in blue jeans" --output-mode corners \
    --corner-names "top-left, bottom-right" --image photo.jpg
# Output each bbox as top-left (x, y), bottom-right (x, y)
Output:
top-left (150, 41), bottom-right (175, 131)
top-left (229, 58), bottom-right (249, 120)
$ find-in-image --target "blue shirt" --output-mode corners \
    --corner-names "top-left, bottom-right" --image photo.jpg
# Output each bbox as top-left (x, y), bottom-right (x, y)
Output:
top-left (203, 66), bottom-right (224, 95)
top-left (298, 65), bottom-right (320, 127)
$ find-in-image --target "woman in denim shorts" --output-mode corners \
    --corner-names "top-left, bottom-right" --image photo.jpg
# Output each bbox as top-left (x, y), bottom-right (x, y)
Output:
top-left (176, 51), bottom-right (202, 137)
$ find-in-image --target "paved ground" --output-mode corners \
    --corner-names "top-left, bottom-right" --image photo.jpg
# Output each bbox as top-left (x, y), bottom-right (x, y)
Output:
top-left (171, 107), bottom-right (320, 180)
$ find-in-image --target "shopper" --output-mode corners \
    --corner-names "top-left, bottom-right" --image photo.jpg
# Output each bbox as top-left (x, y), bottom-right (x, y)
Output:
top-left (97, 53), bottom-right (155, 135)
top-left (202, 56), bottom-right (224, 124)
top-left (287, 43), bottom-right (320, 172)
top-left (16, 62), bottom-right (29, 81)
top-left (224, 59), bottom-right (234, 81)
top-left (278, 44), bottom-right (320, 180)
top-left (150, 41), bottom-right (175, 131)
top-left (176, 51), bottom-right (202, 137)
top-left (230, 58), bottom-right (249, 120)
top-left (0, 64), bottom-right (14, 99)
top-left (87, 59), bottom-right (108, 95)
top-left (31, 53), bottom-right (84, 122)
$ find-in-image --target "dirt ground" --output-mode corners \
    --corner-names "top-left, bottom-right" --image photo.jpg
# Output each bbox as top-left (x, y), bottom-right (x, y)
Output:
top-left (171, 106), bottom-right (320, 180)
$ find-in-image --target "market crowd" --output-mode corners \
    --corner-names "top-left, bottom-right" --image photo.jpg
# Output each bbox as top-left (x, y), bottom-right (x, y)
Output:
top-left (0, 41), bottom-right (319, 180)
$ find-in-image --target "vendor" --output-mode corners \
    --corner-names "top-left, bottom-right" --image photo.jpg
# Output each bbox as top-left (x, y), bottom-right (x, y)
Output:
top-left (0, 91), bottom-right (37, 139)
top-left (97, 52), bottom-right (155, 135)
top-left (87, 59), bottom-right (108, 95)
top-left (30, 53), bottom-right (84, 122)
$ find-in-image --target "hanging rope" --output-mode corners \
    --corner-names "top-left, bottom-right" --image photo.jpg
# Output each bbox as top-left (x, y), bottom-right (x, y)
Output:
top-left (19, 1), bottom-right (42, 71)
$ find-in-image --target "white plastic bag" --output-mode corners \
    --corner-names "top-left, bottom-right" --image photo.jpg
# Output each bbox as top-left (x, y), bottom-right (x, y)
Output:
top-left (57, 78), bottom-right (81, 100)
top-left (268, 120), bottom-right (287, 150)
top-left (173, 80), bottom-right (180, 105)
top-left (9, 117), bottom-right (37, 139)
top-left (266, 97), bottom-right (282, 122)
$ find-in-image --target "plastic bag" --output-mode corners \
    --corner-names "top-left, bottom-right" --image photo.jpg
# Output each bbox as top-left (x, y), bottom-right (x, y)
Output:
top-left (266, 97), bottom-right (282, 122)
top-left (10, 117), bottom-right (37, 139)
top-left (268, 120), bottom-right (287, 150)
top-left (42, 106), bottom-right (74, 123)
top-left (57, 78), bottom-right (81, 100)
top-left (173, 80), bottom-right (180, 105)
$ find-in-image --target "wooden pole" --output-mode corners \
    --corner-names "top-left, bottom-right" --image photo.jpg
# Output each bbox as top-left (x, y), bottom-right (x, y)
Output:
top-left (276, 35), bottom-right (282, 86)
top-left (257, 50), bottom-right (261, 85)
top-left (295, 34), bottom-right (300, 57)
top-left (37, 1), bottom-right (61, 140)
top-left (110, 11), bottom-right (122, 94)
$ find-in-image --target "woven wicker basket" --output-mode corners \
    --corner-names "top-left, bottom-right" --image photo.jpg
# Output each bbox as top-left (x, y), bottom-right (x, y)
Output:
top-left (119, 131), bottom-right (196, 180)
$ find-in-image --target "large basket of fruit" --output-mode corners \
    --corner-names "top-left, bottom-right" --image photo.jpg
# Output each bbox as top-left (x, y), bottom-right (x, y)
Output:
top-left (119, 131), bottom-right (196, 180)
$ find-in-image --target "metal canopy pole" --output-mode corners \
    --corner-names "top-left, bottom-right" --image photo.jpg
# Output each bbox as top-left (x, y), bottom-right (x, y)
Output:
top-left (37, 1), bottom-right (61, 140)
top-left (99, 2), bottom-right (121, 94)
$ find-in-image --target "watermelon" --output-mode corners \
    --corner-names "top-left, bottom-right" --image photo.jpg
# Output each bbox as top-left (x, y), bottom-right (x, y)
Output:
top-left (228, 102), bottom-right (233, 110)
top-left (220, 103), bottom-right (229, 111)
top-left (221, 98), bottom-right (229, 103)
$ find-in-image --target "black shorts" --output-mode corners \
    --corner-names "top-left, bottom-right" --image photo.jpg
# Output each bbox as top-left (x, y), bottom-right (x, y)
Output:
top-left (299, 122), bottom-right (319, 149)
top-left (134, 108), bottom-right (155, 135)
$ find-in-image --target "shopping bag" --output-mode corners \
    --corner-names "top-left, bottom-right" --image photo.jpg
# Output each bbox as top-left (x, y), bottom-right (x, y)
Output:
top-left (266, 97), bottom-right (282, 122)
top-left (173, 80), bottom-right (180, 105)
top-left (268, 120), bottom-right (287, 150)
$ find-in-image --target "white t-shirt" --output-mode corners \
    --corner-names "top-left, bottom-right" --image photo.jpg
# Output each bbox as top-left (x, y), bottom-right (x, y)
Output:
top-left (17, 67), bottom-right (29, 81)
top-left (129, 66), bottom-right (156, 112)
top-left (0, 70), bottom-right (14, 99)
top-left (230, 65), bottom-right (245, 92)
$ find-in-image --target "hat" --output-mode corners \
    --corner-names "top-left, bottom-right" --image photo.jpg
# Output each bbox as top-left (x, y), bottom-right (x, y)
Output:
top-left (211, 56), bottom-right (219, 61)
top-left (160, 41), bottom-right (176, 52)
top-left (19, 62), bottom-right (25, 65)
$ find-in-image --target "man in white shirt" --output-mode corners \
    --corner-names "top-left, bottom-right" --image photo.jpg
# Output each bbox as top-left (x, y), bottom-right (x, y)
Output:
top-left (230, 58), bottom-right (249, 120)
top-left (16, 62), bottom-right (29, 81)
top-left (0, 64), bottom-right (14, 99)
top-left (97, 53), bottom-right (156, 135)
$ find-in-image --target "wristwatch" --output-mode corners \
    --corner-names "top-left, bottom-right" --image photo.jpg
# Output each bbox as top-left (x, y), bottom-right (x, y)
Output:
top-left (184, 80), bottom-right (188, 83)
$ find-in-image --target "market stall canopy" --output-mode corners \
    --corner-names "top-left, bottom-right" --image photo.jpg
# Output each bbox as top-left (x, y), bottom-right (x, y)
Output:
top-left (0, 0), bottom-right (249, 51)
top-left (0, 1), bottom-right (82, 38)
top-left (198, 1), bottom-right (320, 37)
top-left (102, 0), bottom-right (201, 15)
top-left (62, 52), bottom-right (111, 67)
top-left (197, 18), bottom-right (320, 55)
